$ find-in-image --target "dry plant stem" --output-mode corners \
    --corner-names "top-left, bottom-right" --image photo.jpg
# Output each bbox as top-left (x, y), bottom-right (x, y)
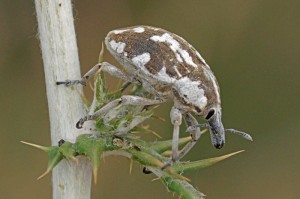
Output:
top-left (35, 1), bottom-right (92, 199)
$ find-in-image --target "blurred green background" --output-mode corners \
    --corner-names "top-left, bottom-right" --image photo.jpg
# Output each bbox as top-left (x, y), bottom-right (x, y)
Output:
top-left (1, 0), bottom-right (299, 198)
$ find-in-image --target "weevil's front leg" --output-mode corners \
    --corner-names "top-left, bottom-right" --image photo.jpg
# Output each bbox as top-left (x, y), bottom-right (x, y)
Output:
top-left (56, 63), bottom-right (102, 86)
top-left (102, 62), bottom-right (131, 82)
top-left (162, 107), bottom-right (183, 170)
top-left (176, 113), bottom-right (202, 160)
top-left (76, 95), bottom-right (166, 129)
top-left (56, 62), bottom-right (131, 86)
top-left (171, 107), bottom-right (182, 162)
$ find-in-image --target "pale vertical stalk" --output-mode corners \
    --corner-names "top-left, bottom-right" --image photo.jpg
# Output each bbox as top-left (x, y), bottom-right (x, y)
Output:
top-left (35, 1), bottom-right (92, 199)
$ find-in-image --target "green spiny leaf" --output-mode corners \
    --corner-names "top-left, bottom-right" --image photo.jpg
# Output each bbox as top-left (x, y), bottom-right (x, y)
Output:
top-left (148, 136), bottom-right (192, 154)
top-left (173, 150), bottom-right (244, 173)
top-left (161, 175), bottom-right (205, 199)
top-left (59, 141), bottom-right (77, 162)
top-left (21, 141), bottom-right (64, 179)
top-left (38, 146), bottom-right (63, 180)
top-left (75, 134), bottom-right (118, 183)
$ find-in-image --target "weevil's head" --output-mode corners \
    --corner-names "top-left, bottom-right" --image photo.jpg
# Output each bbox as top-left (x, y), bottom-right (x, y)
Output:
top-left (180, 90), bottom-right (225, 149)
top-left (173, 91), bottom-right (225, 149)
top-left (173, 75), bottom-right (225, 148)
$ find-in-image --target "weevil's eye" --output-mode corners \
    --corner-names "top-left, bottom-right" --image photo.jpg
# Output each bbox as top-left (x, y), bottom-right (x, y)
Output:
top-left (205, 109), bottom-right (215, 120)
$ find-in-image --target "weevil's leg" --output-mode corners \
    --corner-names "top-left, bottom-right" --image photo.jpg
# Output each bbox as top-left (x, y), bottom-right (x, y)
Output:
top-left (56, 63), bottom-right (102, 86)
top-left (171, 107), bottom-right (182, 162)
top-left (176, 113), bottom-right (202, 161)
top-left (162, 107), bottom-right (182, 169)
top-left (76, 98), bottom-right (121, 128)
top-left (121, 81), bottom-right (132, 92)
top-left (101, 62), bottom-right (131, 82)
top-left (56, 62), bottom-right (132, 86)
top-left (76, 95), bottom-right (166, 129)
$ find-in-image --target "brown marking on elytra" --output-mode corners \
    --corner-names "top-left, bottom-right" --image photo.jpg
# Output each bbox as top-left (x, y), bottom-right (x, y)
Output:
top-left (105, 25), bottom-right (221, 107)
top-left (106, 26), bottom-right (200, 79)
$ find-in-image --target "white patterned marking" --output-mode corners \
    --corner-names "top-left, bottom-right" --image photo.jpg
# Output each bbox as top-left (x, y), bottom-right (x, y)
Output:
top-left (175, 77), bottom-right (207, 109)
top-left (132, 53), bottom-right (151, 68)
top-left (150, 33), bottom-right (197, 68)
top-left (109, 40), bottom-right (126, 54)
top-left (133, 27), bottom-right (145, 33)
top-left (173, 65), bottom-right (182, 77)
top-left (112, 29), bottom-right (128, 34)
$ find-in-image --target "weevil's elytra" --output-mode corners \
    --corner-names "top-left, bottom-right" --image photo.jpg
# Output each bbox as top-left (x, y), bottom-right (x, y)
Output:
top-left (105, 26), bottom-right (220, 113)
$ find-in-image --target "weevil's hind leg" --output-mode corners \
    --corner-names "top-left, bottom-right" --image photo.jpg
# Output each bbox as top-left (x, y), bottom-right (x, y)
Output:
top-left (56, 62), bottom-right (132, 86)
top-left (162, 107), bottom-right (182, 169)
top-left (76, 95), bottom-right (166, 129)
top-left (176, 113), bottom-right (202, 160)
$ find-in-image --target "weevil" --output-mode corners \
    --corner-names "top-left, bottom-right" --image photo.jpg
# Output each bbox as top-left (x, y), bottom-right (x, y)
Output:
top-left (57, 25), bottom-right (252, 165)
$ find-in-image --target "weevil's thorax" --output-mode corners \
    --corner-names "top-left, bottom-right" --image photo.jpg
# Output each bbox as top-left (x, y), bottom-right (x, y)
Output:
top-left (105, 26), bottom-right (221, 114)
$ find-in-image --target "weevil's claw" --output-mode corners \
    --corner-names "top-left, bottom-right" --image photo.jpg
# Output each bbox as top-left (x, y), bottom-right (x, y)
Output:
top-left (76, 118), bottom-right (84, 129)
top-left (142, 167), bottom-right (152, 174)
top-left (56, 80), bottom-right (86, 86)
top-left (58, 139), bottom-right (65, 147)
top-left (76, 115), bottom-right (95, 129)
top-left (56, 80), bottom-right (72, 86)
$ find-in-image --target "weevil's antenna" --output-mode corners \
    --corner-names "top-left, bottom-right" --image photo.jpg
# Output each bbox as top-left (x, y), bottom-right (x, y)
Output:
top-left (186, 123), bottom-right (209, 132)
top-left (186, 125), bottom-right (253, 141)
top-left (225, 129), bottom-right (253, 141)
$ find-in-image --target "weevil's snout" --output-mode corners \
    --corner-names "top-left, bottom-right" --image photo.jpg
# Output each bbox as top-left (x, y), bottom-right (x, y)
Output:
top-left (213, 138), bottom-right (224, 149)
top-left (208, 110), bottom-right (225, 149)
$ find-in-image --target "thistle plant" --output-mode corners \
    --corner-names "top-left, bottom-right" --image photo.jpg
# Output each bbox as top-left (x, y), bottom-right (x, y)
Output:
top-left (22, 46), bottom-right (245, 199)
